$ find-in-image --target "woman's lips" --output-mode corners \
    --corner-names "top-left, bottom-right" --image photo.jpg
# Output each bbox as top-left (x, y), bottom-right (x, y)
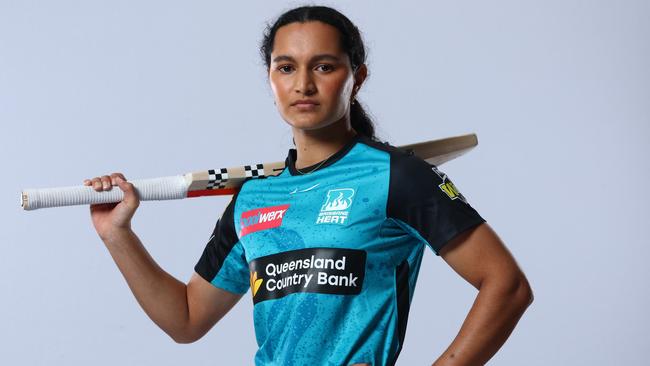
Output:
top-left (293, 103), bottom-right (319, 110)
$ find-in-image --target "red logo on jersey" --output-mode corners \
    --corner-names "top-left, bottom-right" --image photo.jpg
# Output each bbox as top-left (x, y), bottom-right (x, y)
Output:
top-left (239, 204), bottom-right (290, 237)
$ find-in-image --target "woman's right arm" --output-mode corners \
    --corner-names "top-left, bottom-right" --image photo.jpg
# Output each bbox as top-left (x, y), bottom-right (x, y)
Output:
top-left (85, 173), bottom-right (243, 343)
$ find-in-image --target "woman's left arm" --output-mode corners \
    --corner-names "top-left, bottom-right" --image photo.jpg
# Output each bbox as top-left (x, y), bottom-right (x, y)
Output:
top-left (431, 222), bottom-right (534, 366)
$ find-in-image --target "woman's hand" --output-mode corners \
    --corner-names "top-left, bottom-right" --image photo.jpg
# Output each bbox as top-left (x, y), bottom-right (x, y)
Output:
top-left (83, 172), bottom-right (140, 241)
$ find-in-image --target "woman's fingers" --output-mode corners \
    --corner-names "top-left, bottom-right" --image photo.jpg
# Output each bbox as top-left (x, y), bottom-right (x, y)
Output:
top-left (84, 172), bottom-right (139, 228)
top-left (83, 173), bottom-right (128, 191)
top-left (93, 177), bottom-right (102, 191)
top-left (101, 175), bottom-right (112, 190)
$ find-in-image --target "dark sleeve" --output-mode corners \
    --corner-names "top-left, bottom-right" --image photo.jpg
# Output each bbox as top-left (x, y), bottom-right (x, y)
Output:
top-left (194, 192), bottom-right (250, 294)
top-left (386, 151), bottom-right (486, 256)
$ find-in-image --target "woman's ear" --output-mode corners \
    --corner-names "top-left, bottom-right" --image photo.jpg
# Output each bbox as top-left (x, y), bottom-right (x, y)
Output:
top-left (354, 64), bottom-right (368, 90)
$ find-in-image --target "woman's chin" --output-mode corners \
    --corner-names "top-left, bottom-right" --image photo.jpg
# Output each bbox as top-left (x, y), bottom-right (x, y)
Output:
top-left (285, 117), bottom-right (328, 131)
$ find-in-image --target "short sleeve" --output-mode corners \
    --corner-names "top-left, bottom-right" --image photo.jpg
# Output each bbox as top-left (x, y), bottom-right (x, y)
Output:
top-left (194, 193), bottom-right (250, 294)
top-left (387, 151), bottom-right (486, 256)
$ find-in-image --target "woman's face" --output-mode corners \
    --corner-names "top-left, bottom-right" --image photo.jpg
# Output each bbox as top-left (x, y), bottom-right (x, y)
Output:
top-left (269, 21), bottom-right (358, 132)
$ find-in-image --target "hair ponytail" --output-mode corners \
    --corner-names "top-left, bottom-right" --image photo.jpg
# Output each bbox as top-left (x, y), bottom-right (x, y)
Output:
top-left (350, 98), bottom-right (375, 141)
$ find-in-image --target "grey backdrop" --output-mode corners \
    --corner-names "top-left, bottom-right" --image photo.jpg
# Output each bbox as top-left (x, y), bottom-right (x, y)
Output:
top-left (1, 1), bottom-right (648, 365)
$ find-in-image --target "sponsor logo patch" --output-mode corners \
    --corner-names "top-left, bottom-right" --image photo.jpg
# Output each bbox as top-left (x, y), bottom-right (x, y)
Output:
top-left (431, 165), bottom-right (468, 203)
top-left (316, 188), bottom-right (355, 225)
top-left (239, 204), bottom-right (290, 237)
top-left (248, 247), bottom-right (366, 304)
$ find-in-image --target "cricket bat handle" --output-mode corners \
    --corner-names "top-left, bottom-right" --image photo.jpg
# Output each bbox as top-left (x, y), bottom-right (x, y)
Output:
top-left (21, 175), bottom-right (191, 211)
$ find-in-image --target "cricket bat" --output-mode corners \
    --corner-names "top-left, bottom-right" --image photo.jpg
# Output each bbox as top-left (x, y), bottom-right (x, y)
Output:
top-left (21, 133), bottom-right (478, 211)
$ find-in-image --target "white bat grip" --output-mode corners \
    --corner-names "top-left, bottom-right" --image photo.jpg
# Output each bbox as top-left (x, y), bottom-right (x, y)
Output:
top-left (21, 175), bottom-right (190, 210)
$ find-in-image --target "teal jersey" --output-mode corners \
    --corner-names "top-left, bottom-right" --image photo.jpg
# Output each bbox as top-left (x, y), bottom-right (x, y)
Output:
top-left (195, 134), bottom-right (485, 366)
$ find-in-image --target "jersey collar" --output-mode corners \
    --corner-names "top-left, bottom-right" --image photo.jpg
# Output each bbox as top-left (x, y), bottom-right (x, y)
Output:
top-left (285, 133), bottom-right (361, 176)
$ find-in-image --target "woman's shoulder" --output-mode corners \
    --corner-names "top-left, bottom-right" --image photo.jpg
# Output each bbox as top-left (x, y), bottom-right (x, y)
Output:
top-left (357, 135), bottom-right (433, 178)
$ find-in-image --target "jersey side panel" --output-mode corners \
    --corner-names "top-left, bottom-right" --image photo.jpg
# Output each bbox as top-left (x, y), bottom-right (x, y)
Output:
top-left (386, 147), bottom-right (486, 255)
top-left (356, 139), bottom-right (421, 365)
top-left (194, 190), bottom-right (250, 294)
top-left (361, 137), bottom-right (486, 365)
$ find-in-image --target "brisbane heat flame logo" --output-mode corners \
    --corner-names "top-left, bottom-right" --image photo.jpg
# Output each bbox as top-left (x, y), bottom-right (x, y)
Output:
top-left (316, 188), bottom-right (355, 225)
top-left (323, 191), bottom-right (351, 210)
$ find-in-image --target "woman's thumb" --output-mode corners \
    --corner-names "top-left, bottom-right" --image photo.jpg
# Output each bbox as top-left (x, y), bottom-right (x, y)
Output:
top-left (116, 176), bottom-right (139, 207)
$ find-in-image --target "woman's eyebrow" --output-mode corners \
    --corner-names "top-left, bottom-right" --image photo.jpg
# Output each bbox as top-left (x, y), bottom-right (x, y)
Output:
top-left (272, 54), bottom-right (340, 63)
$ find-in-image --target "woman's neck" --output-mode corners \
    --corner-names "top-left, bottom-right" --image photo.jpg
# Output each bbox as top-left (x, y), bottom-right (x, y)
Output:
top-left (292, 121), bottom-right (357, 170)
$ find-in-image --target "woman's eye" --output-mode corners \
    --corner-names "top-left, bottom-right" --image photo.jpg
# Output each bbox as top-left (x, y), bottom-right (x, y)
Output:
top-left (278, 65), bottom-right (293, 73)
top-left (316, 64), bottom-right (334, 72)
top-left (276, 64), bottom-right (334, 73)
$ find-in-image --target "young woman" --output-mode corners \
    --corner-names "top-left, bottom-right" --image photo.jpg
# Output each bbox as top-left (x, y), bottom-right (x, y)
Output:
top-left (84, 5), bottom-right (533, 366)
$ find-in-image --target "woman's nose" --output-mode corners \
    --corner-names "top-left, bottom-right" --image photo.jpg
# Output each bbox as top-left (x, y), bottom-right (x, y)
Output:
top-left (295, 69), bottom-right (316, 94)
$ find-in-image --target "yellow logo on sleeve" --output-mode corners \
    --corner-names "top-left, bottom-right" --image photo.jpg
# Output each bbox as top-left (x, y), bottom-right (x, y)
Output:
top-left (439, 181), bottom-right (461, 200)
top-left (431, 165), bottom-right (468, 204)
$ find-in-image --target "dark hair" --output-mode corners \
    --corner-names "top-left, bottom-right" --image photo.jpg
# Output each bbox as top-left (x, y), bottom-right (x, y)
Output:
top-left (259, 5), bottom-right (379, 142)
